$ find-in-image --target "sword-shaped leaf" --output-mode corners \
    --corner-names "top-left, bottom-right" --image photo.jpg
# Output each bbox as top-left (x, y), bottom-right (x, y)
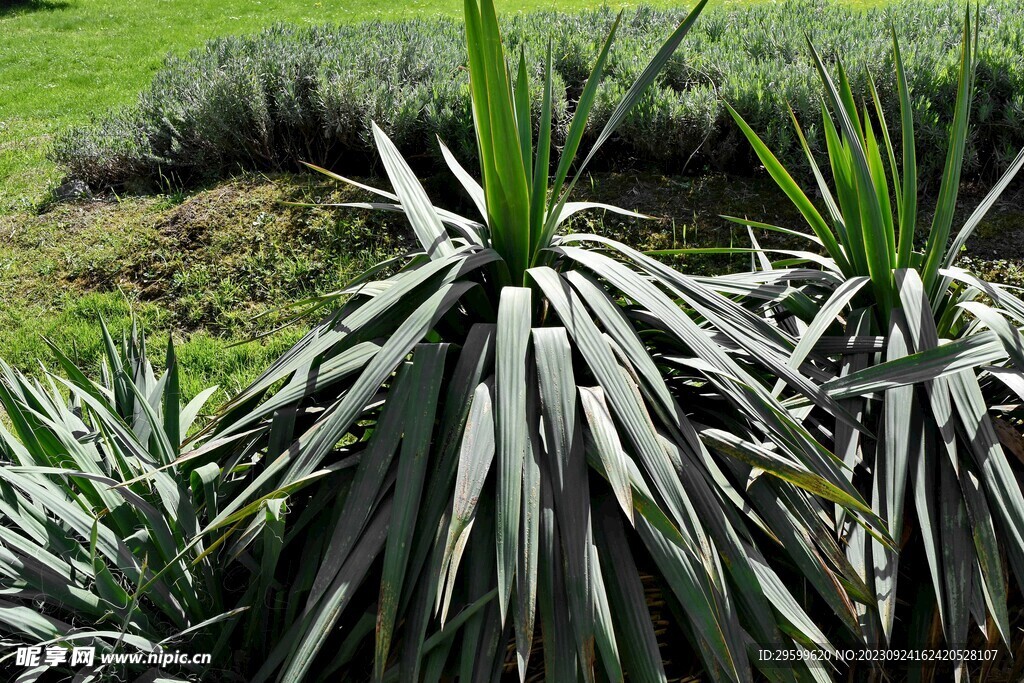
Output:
top-left (495, 287), bottom-right (531, 620)
top-left (375, 344), bottom-right (449, 681)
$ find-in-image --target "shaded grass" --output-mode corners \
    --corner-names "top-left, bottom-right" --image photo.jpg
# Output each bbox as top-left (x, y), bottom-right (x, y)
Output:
top-left (0, 1), bottom-right (72, 16)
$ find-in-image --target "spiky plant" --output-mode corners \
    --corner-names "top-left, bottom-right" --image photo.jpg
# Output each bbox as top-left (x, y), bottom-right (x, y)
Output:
top-left (193, 1), bottom-right (893, 680)
top-left (0, 324), bottom-right (244, 682)
top-left (726, 8), bottom-right (1024, 668)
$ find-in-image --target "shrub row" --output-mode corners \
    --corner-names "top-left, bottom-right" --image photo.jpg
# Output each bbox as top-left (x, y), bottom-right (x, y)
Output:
top-left (54, 0), bottom-right (1024, 190)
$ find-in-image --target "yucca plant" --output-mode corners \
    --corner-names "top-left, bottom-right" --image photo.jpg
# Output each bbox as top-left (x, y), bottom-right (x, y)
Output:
top-left (0, 324), bottom-right (242, 682)
top-left (185, 1), bottom-right (899, 681)
top-left (726, 8), bottom-right (1024, 668)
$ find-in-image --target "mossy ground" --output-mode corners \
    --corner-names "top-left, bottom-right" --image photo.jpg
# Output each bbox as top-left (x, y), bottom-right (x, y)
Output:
top-left (0, 173), bottom-right (408, 402)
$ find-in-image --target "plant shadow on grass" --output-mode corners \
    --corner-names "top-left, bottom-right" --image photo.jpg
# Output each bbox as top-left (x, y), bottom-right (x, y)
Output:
top-left (0, 0), bottom-right (72, 17)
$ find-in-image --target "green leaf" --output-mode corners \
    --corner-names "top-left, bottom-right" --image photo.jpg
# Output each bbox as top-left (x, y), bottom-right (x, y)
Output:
top-left (959, 302), bottom-right (1024, 371)
top-left (921, 9), bottom-right (976, 300)
top-left (724, 102), bottom-right (845, 270)
top-left (513, 48), bottom-right (533, 187)
top-left (180, 386), bottom-right (219, 438)
top-left (890, 27), bottom-right (918, 269)
top-left (269, 500), bottom-right (392, 683)
top-left (866, 70), bottom-right (902, 229)
top-left (305, 361), bottom-right (414, 612)
top-left (438, 137), bottom-right (487, 224)
top-left (873, 310), bottom-right (915, 642)
top-left (635, 515), bottom-right (742, 682)
top-left (819, 332), bottom-right (1006, 399)
top-left (806, 42), bottom-right (892, 312)
top-left (545, 12), bottom-right (621, 227)
top-left (773, 275), bottom-right (869, 397)
top-left (529, 41), bottom-right (554, 250)
top-left (595, 503), bottom-right (667, 683)
top-left (786, 104), bottom-right (845, 239)
top-left (530, 267), bottom-right (699, 556)
top-left (423, 588), bottom-right (498, 654)
top-left (959, 459), bottom-right (1011, 646)
top-left (942, 146), bottom-right (1024, 278)
top-left (214, 248), bottom-right (484, 422)
top-left (696, 427), bottom-right (872, 515)
top-left (947, 370), bottom-right (1024, 625)
top-left (463, 0), bottom-right (531, 281)
top-left (863, 108), bottom-right (897, 263)
top-left (911, 423), bottom-right (946, 638)
top-left (515, 363), bottom-right (542, 682)
top-left (556, 242), bottom-right (870, 491)
top-left (561, 0), bottom-right (707, 197)
top-left (297, 162), bottom-right (483, 241)
top-left (371, 122), bottom-right (456, 260)
top-left (438, 381), bottom-right (496, 624)
top-left (163, 337), bottom-right (181, 453)
top-left (495, 286), bottom-right (532, 621)
top-left (938, 452), bottom-right (972, 647)
top-left (580, 387), bottom-right (634, 523)
top-left (534, 326), bottom-right (596, 681)
top-left (541, 0), bottom-right (708, 250)
top-left (745, 542), bottom-right (833, 650)
top-left (216, 279), bottom-right (477, 527)
top-left (538, 474), bottom-right (579, 682)
top-left (375, 344), bottom-right (449, 681)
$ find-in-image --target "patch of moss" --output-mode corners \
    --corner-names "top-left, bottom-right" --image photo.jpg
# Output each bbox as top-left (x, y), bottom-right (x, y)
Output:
top-left (0, 172), bottom-right (410, 399)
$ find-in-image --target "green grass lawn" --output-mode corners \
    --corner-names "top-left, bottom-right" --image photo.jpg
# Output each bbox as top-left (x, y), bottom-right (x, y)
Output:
top-left (0, 0), bottom-right (891, 212)
top-left (0, 0), bottom-right (709, 212)
top-left (0, 169), bottom-right (415, 400)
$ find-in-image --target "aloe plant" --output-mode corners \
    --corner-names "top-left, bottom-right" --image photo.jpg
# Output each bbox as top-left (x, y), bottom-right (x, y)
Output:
top-left (185, 1), bottom-right (899, 681)
top-left (726, 9), bottom-right (1024, 664)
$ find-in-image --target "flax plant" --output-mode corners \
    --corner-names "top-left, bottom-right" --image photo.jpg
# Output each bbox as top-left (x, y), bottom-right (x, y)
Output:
top-left (725, 10), bottom-right (1024, 667)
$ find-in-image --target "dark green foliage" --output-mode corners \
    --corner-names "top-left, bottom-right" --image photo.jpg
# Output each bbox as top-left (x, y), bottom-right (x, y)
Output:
top-left (726, 8), bottom-right (1024, 663)
top-left (54, 0), bottom-right (1024, 191)
top-left (0, 326), bottom-right (240, 682)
